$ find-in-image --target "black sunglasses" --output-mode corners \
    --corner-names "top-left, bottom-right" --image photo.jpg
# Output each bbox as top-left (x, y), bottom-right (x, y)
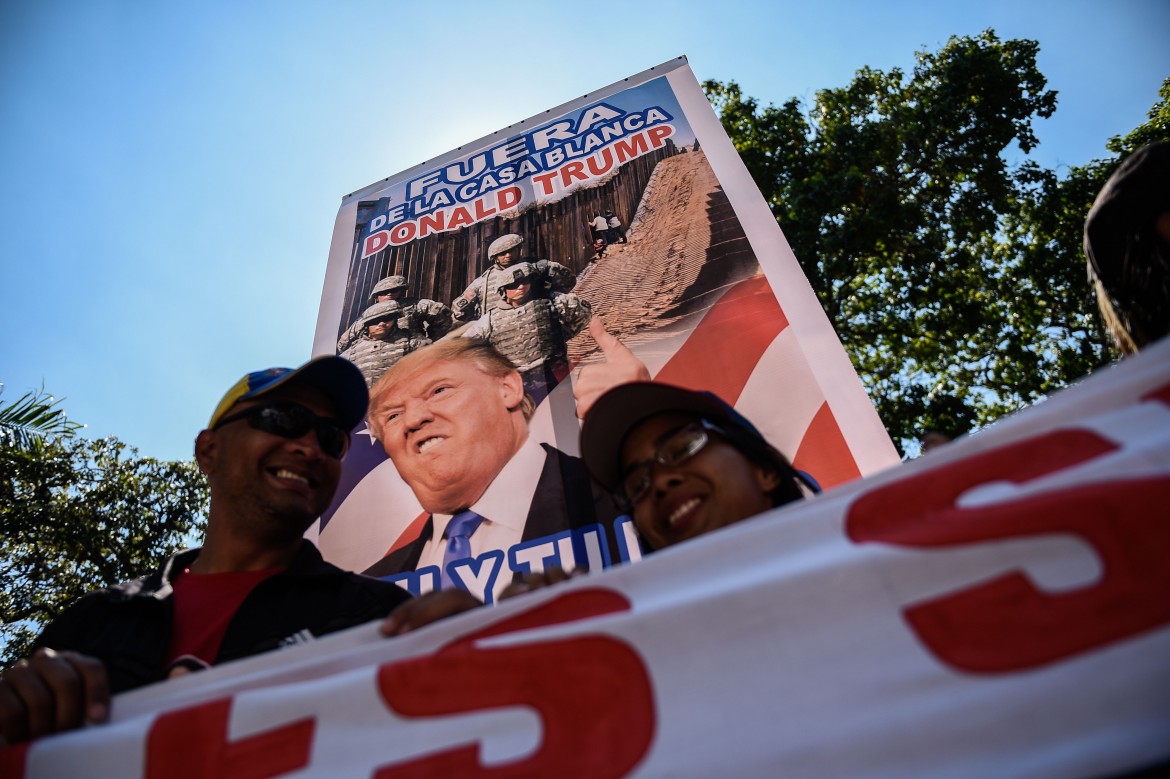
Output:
top-left (213, 402), bottom-right (350, 459)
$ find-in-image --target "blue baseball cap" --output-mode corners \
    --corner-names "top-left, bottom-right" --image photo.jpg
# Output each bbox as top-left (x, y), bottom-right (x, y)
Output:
top-left (208, 355), bottom-right (369, 431)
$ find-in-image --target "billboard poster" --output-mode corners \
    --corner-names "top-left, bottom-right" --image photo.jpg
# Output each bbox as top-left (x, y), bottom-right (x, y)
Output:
top-left (311, 57), bottom-right (900, 602)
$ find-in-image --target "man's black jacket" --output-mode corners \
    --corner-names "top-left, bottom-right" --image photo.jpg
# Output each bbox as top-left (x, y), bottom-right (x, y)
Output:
top-left (34, 541), bottom-right (412, 694)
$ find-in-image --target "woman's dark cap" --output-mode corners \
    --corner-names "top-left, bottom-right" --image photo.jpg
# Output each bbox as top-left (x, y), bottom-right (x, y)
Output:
top-left (580, 382), bottom-right (768, 491)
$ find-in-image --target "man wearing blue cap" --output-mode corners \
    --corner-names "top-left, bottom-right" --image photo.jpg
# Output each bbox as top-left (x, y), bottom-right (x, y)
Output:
top-left (0, 356), bottom-right (468, 745)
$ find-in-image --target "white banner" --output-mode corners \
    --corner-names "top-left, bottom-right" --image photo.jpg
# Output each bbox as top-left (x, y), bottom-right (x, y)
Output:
top-left (8, 338), bottom-right (1170, 778)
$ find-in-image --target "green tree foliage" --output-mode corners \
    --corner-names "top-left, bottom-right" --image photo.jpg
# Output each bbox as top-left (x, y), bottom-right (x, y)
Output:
top-left (1, 399), bottom-right (208, 666)
top-left (1108, 76), bottom-right (1170, 154)
top-left (705, 31), bottom-right (1130, 452)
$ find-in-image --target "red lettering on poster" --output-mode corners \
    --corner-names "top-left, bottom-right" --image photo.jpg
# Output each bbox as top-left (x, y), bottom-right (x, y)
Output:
top-left (846, 429), bottom-right (1170, 672)
top-left (390, 223), bottom-right (416, 246)
top-left (586, 147), bottom-right (615, 177)
top-left (447, 207), bottom-right (474, 230)
top-left (532, 171), bottom-right (557, 197)
top-left (418, 211), bottom-right (445, 235)
top-left (497, 185), bottom-right (520, 210)
top-left (473, 198), bottom-right (496, 221)
top-left (373, 589), bottom-right (655, 778)
top-left (647, 125), bottom-right (673, 147)
top-left (145, 697), bottom-right (314, 779)
top-left (612, 132), bottom-right (649, 164)
top-left (363, 230), bottom-right (389, 257)
top-left (559, 161), bottom-right (587, 187)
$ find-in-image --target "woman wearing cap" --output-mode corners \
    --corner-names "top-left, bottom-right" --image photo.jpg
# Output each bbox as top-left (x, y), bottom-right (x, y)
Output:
top-left (580, 382), bottom-right (816, 551)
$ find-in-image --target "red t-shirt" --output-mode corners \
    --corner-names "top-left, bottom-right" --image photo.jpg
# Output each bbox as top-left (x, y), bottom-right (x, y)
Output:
top-left (165, 566), bottom-right (284, 669)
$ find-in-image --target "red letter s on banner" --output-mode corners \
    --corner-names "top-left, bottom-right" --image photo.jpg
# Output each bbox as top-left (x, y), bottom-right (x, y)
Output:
top-left (375, 589), bottom-right (655, 778)
top-left (145, 698), bottom-right (314, 779)
top-left (846, 428), bottom-right (1170, 673)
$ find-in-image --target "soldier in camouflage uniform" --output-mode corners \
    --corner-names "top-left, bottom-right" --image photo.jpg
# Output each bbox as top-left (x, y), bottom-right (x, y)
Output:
top-left (336, 275), bottom-right (453, 353)
top-left (340, 301), bottom-right (429, 388)
top-left (463, 261), bottom-right (592, 405)
top-left (452, 234), bottom-right (576, 323)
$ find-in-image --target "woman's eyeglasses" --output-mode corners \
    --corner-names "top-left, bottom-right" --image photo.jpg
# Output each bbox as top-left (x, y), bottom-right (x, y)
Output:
top-left (213, 402), bottom-right (350, 459)
top-left (621, 419), bottom-right (725, 504)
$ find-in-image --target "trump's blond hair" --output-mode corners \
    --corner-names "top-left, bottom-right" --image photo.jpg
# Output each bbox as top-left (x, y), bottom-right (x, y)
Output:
top-left (366, 338), bottom-right (535, 441)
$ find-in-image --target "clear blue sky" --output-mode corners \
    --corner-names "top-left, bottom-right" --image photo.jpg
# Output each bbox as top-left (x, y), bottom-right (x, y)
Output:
top-left (2, 0), bottom-right (1166, 462)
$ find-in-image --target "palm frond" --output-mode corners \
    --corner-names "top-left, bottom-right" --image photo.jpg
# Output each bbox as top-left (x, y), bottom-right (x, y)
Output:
top-left (0, 384), bottom-right (84, 450)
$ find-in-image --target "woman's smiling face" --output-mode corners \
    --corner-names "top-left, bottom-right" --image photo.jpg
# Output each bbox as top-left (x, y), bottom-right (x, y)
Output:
top-left (619, 412), bottom-right (779, 550)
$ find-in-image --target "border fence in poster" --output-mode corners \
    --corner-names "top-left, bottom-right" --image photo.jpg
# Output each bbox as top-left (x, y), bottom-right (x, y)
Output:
top-left (311, 57), bottom-right (899, 602)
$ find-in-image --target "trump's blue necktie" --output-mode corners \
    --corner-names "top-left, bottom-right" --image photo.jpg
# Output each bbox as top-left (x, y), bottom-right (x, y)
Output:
top-left (441, 509), bottom-right (485, 589)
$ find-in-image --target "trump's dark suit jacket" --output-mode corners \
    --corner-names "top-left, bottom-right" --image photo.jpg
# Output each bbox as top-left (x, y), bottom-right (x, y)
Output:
top-left (364, 443), bottom-right (623, 580)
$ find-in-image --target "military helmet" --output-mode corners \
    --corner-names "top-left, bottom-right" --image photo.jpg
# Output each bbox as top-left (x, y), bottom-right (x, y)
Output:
top-left (495, 261), bottom-right (540, 295)
top-left (370, 275), bottom-right (408, 300)
top-left (359, 300), bottom-right (402, 329)
top-left (487, 233), bottom-right (524, 262)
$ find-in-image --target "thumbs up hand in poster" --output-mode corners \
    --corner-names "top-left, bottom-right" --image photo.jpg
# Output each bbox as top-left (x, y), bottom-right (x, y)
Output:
top-left (573, 317), bottom-right (651, 418)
